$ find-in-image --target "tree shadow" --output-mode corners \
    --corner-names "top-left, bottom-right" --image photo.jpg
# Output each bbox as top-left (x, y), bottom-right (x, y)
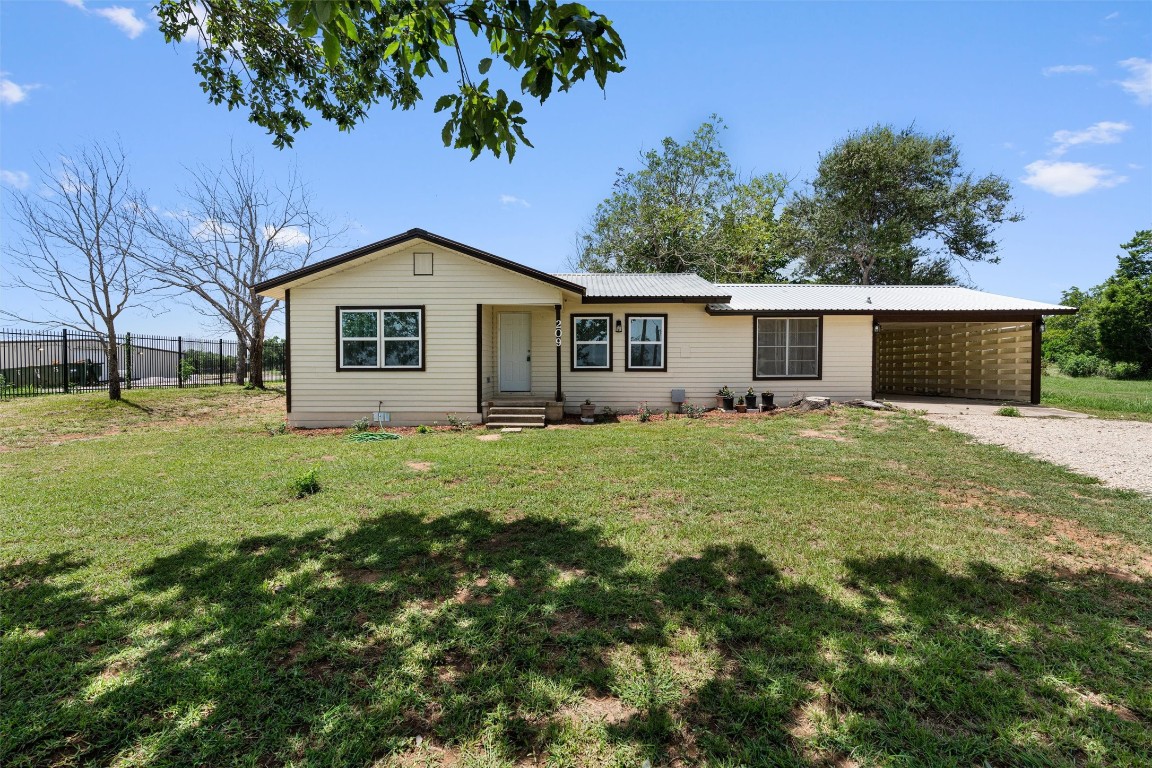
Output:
top-left (4, 516), bottom-right (1150, 766)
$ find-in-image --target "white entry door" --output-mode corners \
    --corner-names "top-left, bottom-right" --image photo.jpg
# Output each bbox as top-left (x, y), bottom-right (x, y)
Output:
top-left (499, 312), bottom-right (532, 392)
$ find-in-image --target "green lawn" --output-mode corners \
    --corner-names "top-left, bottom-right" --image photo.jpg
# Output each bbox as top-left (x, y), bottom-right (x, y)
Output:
top-left (2, 388), bottom-right (1151, 767)
top-left (1042, 374), bottom-right (1152, 421)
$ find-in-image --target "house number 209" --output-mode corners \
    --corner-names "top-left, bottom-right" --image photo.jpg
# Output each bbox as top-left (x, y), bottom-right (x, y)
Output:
top-left (554, 320), bottom-right (562, 347)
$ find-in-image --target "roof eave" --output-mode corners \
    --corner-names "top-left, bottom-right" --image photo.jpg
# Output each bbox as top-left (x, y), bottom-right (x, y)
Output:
top-left (253, 228), bottom-right (587, 297)
top-left (706, 306), bottom-right (1078, 316)
top-left (582, 294), bottom-right (733, 305)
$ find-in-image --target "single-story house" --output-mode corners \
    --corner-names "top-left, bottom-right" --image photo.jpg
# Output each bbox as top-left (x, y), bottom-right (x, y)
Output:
top-left (254, 228), bottom-right (1076, 427)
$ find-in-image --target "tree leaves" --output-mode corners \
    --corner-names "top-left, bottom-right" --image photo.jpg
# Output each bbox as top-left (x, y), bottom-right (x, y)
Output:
top-left (155, 0), bottom-right (625, 160)
top-left (779, 124), bottom-right (1022, 285)
top-left (575, 116), bottom-right (789, 282)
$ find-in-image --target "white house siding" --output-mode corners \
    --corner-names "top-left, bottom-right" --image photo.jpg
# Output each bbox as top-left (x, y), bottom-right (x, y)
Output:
top-left (556, 302), bottom-right (874, 413)
top-left (288, 244), bottom-right (564, 427)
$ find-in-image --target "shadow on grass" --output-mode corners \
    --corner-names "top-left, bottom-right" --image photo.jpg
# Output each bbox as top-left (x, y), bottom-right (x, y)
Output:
top-left (4, 511), bottom-right (1150, 766)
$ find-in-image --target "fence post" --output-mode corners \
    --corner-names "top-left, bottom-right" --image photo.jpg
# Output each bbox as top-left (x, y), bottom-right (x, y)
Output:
top-left (125, 332), bottom-right (132, 390)
top-left (177, 336), bottom-right (183, 388)
top-left (219, 339), bottom-right (224, 386)
top-left (61, 328), bottom-right (69, 394)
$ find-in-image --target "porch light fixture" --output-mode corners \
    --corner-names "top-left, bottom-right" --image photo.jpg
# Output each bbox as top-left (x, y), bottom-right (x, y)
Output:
top-left (615, 319), bottom-right (623, 333)
top-left (873, 320), bottom-right (881, 333)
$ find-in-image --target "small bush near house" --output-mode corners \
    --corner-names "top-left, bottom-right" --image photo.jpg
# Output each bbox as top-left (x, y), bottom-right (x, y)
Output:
top-left (995, 406), bottom-right (1022, 417)
top-left (682, 402), bottom-right (705, 418)
top-left (446, 413), bottom-right (471, 431)
top-left (1060, 353), bottom-right (1103, 378)
top-left (291, 469), bottom-right (321, 498)
top-left (637, 401), bottom-right (653, 422)
top-left (351, 416), bottom-right (371, 432)
top-left (416, 424), bottom-right (431, 434)
top-left (265, 420), bottom-right (288, 436)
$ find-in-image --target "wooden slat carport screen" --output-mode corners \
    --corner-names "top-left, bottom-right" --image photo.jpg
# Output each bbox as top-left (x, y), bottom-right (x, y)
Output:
top-left (876, 322), bottom-right (1032, 401)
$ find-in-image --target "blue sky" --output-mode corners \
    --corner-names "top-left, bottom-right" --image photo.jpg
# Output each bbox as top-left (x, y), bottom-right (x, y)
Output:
top-left (1, 1), bottom-right (1149, 336)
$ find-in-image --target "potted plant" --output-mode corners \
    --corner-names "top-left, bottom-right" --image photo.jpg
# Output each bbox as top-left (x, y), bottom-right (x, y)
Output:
top-left (717, 386), bottom-right (735, 411)
top-left (580, 398), bottom-right (597, 423)
top-left (760, 390), bottom-right (775, 411)
top-left (735, 400), bottom-right (748, 413)
top-left (744, 386), bottom-right (757, 410)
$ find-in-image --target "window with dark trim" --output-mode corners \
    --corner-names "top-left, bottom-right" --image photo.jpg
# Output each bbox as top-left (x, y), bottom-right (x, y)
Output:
top-left (571, 314), bottom-right (612, 370)
top-left (625, 314), bottom-right (667, 371)
top-left (337, 307), bottom-right (424, 370)
top-left (754, 317), bottom-right (820, 378)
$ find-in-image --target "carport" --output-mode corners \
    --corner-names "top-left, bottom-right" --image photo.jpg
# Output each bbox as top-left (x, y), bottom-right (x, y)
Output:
top-left (874, 314), bottom-right (1044, 403)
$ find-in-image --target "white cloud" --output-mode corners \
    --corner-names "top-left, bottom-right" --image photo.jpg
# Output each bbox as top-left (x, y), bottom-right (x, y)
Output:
top-left (1104, 12), bottom-right (1120, 21)
top-left (1117, 57), bottom-right (1152, 105)
top-left (1022, 160), bottom-right (1126, 196)
top-left (0, 75), bottom-right (37, 105)
top-left (0, 169), bottom-right (30, 189)
top-left (265, 225), bottom-right (310, 249)
top-left (64, 1), bottom-right (148, 39)
top-left (1042, 64), bottom-right (1095, 76)
top-left (1050, 121), bottom-right (1131, 156)
top-left (94, 6), bottom-right (147, 38)
top-left (499, 194), bottom-right (530, 208)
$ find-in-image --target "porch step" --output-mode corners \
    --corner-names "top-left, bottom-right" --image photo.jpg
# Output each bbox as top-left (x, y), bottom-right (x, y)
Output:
top-left (487, 405), bottom-right (546, 429)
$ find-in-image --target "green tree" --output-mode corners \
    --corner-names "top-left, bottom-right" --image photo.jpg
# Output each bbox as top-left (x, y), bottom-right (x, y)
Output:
top-left (1042, 286), bottom-right (1101, 363)
top-left (779, 124), bottom-right (1022, 285)
top-left (1096, 230), bottom-right (1152, 373)
top-left (574, 117), bottom-right (789, 282)
top-left (156, 0), bottom-right (625, 160)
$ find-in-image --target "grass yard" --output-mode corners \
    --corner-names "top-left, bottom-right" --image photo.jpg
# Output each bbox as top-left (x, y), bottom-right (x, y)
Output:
top-left (2, 388), bottom-right (1151, 767)
top-left (1042, 374), bottom-right (1152, 421)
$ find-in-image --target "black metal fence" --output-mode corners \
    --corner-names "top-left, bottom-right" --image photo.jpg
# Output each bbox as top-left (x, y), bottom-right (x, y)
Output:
top-left (0, 328), bottom-right (285, 399)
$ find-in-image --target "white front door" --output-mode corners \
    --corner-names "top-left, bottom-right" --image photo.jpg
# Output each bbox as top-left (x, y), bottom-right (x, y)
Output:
top-left (499, 312), bottom-right (532, 392)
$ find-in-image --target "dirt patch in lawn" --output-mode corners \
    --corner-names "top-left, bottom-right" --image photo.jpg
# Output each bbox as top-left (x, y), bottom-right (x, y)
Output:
top-left (796, 429), bottom-right (851, 442)
top-left (560, 695), bottom-right (637, 725)
top-left (405, 461), bottom-right (433, 472)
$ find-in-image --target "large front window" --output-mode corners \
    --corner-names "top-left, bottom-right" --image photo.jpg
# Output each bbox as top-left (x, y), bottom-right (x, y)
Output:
top-left (572, 314), bottom-right (612, 370)
top-left (755, 317), bottom-right (819, 378)
top-left (338, 307), bottom-right (423, 370)
top-left (626, 315), bottom-right (666, 371)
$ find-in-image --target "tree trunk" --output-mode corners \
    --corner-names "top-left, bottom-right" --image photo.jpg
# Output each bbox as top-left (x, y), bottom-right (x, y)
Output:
top-left (105, 326), bottom-right (122, 401)
top-left (249, 330), bottom-right (266, 389)
top-left (234, 337), bottom-right (248, 385)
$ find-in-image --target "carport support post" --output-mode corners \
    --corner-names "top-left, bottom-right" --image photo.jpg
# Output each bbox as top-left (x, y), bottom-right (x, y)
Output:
top-left (1030, 318), bottom-right (1042, 404)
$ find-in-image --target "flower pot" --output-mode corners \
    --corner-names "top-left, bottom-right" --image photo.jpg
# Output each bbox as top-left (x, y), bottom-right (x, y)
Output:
top-left (744, 394), bottom-right (757, 409)
top-left (722, 396), bottom-right (735, 411)
top-left (735, 403), bottom-right (748, 413)
top-left (761, 394), bottom-right (774, 410)
top-left (579, 403), bottom-right (596, 423)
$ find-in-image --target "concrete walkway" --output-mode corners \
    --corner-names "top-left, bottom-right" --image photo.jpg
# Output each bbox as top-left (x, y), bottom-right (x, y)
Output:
top-left (883, 396), bottom-right (1089, 419)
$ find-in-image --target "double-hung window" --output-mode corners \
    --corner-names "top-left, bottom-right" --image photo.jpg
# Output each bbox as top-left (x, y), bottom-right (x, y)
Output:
top-left (572, 314), bottom-right (612, 370)
top-left (755, 317), bottom-right (819, 378)
top-left (338, 307), bottom-right (424, 370)
top-left (625, 314), bottom-right (667, 371)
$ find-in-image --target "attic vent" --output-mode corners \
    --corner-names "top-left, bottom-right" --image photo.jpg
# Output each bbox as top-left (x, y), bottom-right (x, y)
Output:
top-left (413, 252), bottom-right (434, 276)
top-left (866, 296), bottom-right (872, 304)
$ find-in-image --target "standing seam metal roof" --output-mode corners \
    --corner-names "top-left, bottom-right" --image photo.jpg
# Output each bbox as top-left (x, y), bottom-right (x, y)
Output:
top-left (552, 273), bottom-right (732, 300)
top-left (707, 284), bottom-right (1075, 313)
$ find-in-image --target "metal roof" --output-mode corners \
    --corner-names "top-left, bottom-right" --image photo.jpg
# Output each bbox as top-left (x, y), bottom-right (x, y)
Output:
top-left (552, 272), bottom-right (732, 301)
top-left (708, 284), bottom-right (1075, 314)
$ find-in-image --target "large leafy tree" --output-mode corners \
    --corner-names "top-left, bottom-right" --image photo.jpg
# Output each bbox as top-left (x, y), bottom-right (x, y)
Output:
top-left (156, 0), bottom-right (625, 160)
top-left (1097, 229), bottom-right (1152, 373)
top-left (780, 124), bottom-right (1022, 285)
top-left (574, 116), bottom-right (789, 282)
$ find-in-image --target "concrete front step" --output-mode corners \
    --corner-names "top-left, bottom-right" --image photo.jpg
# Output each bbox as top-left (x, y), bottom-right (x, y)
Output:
top-left (486, 405), bottom-right (546, 429)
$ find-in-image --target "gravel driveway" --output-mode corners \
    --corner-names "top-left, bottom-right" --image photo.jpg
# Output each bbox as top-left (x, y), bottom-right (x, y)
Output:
top-left (916, 411), bottom-right (1152, 495)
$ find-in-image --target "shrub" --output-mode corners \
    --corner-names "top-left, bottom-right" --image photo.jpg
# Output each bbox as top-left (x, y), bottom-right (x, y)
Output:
top-left (995, 406), bottom-right (1022, 417)
top-left (416, 424), bottom-right (431, 434)
top-left (1060, 353), bottom-right (1102, 378)
top-left (446, 413), bottom-right (471, 431)
top-left (265, 420), bottom-right (288, 436)
top-left (292, 469), bottom-right (321, 498)
top-left (178, 359), bottom-right (196, 384)
top-left (1108, 361), bottom-right (1144, 380)
top-left (351, 416), bottom-right (371, 432)
top-left (637, 401), bottom-right (653, 422)
top-left (682, 402), bottom-right (705, 419)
